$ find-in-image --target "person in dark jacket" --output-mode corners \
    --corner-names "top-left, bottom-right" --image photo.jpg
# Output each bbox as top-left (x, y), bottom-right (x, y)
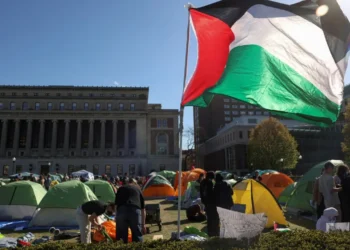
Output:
top-left (214, 173), bottom-right (233, 210)
top-left (200, 171), bottom-right (219, 237)
top-left (115, 184), bottom-right (146, 243)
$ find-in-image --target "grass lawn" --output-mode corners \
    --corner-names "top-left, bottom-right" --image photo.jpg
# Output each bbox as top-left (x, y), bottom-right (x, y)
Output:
top-left (0, 199), bottom-right (315, 243)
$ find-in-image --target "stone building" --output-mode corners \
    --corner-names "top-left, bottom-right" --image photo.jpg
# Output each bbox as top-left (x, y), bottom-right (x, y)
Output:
top-left (0, 86), bottom-right (179, 177)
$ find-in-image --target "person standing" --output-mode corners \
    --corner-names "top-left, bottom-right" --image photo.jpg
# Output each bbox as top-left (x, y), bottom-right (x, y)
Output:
top-left (214, 173), bottom-right (233, 210)
top-left (319, 162), bottom-right (341, 220)
top-left (200, 171), bottom-right (219, 237)
top-left (334, 164), bottom-right (349, 222)
top-left (76, 200), bottom-right (115, 244)
top-left (115, 183), bottom-right (146, 243)
top-left (44, 174), bottom-right (51, 191)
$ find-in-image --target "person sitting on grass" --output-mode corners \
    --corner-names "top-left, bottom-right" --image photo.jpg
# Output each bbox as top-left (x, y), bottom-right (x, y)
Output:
top-left (76, 200), bottom-right (115, 244)
top-left (316, 207), bottom-right (338, 232)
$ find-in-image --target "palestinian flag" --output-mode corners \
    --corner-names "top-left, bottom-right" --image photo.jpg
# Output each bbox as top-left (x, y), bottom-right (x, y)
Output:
top-left (181, 0), bottom-right (350, 126)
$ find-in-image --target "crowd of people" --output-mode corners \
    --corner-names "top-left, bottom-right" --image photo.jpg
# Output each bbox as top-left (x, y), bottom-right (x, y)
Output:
top-left (314, 162), bottom-right (350, 231)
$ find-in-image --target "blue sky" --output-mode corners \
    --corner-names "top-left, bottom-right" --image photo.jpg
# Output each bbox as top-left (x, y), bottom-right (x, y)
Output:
top-left (1, 0), bottom-right (350, 149)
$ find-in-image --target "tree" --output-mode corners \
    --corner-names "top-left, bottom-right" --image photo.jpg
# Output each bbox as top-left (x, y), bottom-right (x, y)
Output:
top-left (248, 117), bottom-right (299, 171)
top-left (342, 103), bottom-right (350, 163)
top-left (183, 127), bottom-right (196, 169)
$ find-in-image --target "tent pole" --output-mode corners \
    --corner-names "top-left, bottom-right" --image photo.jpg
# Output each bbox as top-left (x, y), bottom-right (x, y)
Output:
top-left (177, 3), bottom-right (192, 239)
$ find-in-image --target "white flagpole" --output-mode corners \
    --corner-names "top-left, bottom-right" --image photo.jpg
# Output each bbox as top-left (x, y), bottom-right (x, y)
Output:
top-left (177, 2), bottom-right (192, 239)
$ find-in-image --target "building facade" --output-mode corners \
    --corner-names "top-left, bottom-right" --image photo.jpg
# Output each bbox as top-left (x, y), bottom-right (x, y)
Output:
top-left (197, 116), bottom-right (344, 175)
top-left (0, 86), bottom-right (179, 177)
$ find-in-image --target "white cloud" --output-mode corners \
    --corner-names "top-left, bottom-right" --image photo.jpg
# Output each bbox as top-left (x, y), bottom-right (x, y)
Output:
top-left (113, 81), bottom-right (121, 86)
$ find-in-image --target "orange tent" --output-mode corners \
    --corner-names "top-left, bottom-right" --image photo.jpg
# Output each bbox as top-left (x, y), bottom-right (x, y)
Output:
top-left (143, 174), bottom-right (175, 198)
top-left (260, 172), bottom-right (294, 198)
top-left (174, 168), bottom-right (206, 196)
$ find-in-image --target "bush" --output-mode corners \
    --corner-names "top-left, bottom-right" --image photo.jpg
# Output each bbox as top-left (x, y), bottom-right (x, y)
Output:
top-left (25, 231), bottom-right (350, 250)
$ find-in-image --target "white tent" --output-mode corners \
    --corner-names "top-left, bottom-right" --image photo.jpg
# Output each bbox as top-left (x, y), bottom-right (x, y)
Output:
top-left (71, 170), bottom-right (94, 181)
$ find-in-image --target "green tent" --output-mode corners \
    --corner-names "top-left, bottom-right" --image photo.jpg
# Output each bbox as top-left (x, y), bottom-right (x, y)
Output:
top-left (49, 173), bottom-right (62, 182)
top-left (182, 181), bottom-right (201, 208)
top-left (0, 181), bottom-right (47, 220)
top-left (29, 180), bottom-right (98, 227)
top-left (278, 182), bottom-right (297, 206)
top-left (85, 180), bottom-right (115, 203)
top-left (158, 170), bottom-right (176, 184)
top-left (286, 160), bottom-right (344, 214)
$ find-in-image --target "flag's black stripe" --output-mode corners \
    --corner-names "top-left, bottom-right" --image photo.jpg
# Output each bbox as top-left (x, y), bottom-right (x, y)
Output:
top-left (196, 0), bottom-right (350, 64)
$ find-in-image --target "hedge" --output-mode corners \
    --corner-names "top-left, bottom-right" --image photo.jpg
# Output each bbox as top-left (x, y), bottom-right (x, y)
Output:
top-left (24, 231), bottom-right (350, 250)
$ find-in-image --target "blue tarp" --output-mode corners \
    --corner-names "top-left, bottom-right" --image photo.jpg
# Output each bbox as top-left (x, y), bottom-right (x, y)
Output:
top-left (0, 220), bottom-right (29, 230)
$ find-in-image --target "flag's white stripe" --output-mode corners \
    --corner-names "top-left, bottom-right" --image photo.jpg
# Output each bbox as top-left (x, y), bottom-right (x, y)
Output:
top-left (230, 4), bottom-right (343, 105)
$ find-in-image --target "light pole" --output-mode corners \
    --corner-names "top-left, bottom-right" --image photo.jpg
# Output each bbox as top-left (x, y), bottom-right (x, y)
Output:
top-left (12, 157), bottom-right (16, 174)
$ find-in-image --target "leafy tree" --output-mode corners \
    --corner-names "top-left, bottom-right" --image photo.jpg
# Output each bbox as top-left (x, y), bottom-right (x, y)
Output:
top-left (248, 117), bottom-right (299, 171)
top-left (342, 103), bottom-right (350, 163)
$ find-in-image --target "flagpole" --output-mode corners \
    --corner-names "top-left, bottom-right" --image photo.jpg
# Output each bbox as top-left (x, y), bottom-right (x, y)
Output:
top-left (177, 2), bottom-right (192, 239)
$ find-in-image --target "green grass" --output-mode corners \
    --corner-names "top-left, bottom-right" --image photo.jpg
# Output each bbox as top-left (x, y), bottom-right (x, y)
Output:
top-left (1, 199), bottom-right (314, 243)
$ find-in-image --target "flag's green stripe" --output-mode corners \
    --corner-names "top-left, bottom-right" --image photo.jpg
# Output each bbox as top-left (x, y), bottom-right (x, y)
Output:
top-left (204, 45), bottom-right (340, 127)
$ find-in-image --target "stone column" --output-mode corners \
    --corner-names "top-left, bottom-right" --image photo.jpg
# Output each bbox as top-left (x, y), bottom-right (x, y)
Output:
top-left (51, 120), bottom-right (58, 156)
top-left (38, 120), bottom-right (45, 155)
top-left (13, 119), bottom-right (20, 156)
top-left (101, 120), bottom-right (106, 152)
top-left (112, 120), bottom-right (117, 156)
top-left (25, 119), bottom-right (33, 156)
top-left (76, 120), bottom-right (82, 156)
top-left (0, 119), bottom-right (8, 156)
top-left (124, 120), bottom-right (129, 154)
top-left (64, 120), bottom-right (70, 156)
top-left (89, 120), bottom-right (94, 155)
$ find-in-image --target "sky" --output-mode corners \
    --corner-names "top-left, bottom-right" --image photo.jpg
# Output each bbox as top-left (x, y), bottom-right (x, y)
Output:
top-left (1, 0), bottom-right (350, 149)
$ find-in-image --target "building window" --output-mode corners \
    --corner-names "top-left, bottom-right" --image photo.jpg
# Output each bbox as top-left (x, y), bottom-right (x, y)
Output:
top-left (248, 118), bottom-right (258, 124)
top-left (47, 102), bottom-right (52, 110)
top-left (0, 103), bottom-right (3, 110)
top-left (23, 93), bottom-right (28, 96)
top-left (157, 119), bottom-right (167, 128)
top-left (45, 93), bottom-right (50, 96)
top-left (118, 151), bottom-right (123, 156)
top-left (83, 151), bottom-right (87, 157)
top-left (95, 151), bottom-right (99, 156)
top-left (119, 103), bottom-right (124, 110)
top-left (156, 133), bottom-right (168, 155)
top-left (35, 102), bottom-right (40, 110)
top-left (224, 111), bottom-right (230, 115)
top-left (130, 103), bottom-right (135, 111)
top-left (264, 111), bottom-right (270, 115)
top-left (160, 164), bottom-right (166, 171)
top-left (232, 111), bottom-right (239, 115)
top-left (2, 165), bottom-right (9, 176)
top-left (80, 165), bottom-right (87, 170)
top-left (33, 93), bottom-right (38, 96)
top-left (105, 165), bottom-right (111, 175)
top-left (256, 111), bottom-right (262, 115)
top-left (248, 111), bottom-right (254, 115)
top-left (70, 151), bottom-right (75, 156)
top-left (15, 165), bottom-right (23, 174)
top-left (0, 93), bottom-right (4, 96)
top-left (22, 102), bottom-right (28, 110)
top-left (117, 164), bottom-right (123, 175)
top-left (248, 105), bottom-right (254, 109)
top-left (107, 103), bottom-right (112, 111)
top-left (95, 103), bottom-right (101, 111)
top-left (60, 102), bottom-right (65, 110)
top-left (7, 151), bottom-right (11, 157)
top-left (84, 103), bottom-right (89, 111)
top-left (10, 102), bottom-right (16, 110)
top-left (89, 93), bottom-right (94, 97)
top-left (131, 94), bottom-right (137, 97)
top-left (68, 165), bottom-right (74, 174)
top-left (129, 164), bottom-right (136, 176)
top-left (232, 105), bottom-right (238, 108)
top-left (240, 111), bottom-right (246, 115)
top-left (100, 93), bottom-right (104, 97)
top-left (239, 131), bottom-right (243, 139)
top-left (225, 117), bottom-right (231, 122)
top-left (68, 93), bottom-right (72, 97)
top-left (12, 92), bottom-right (16, 96)
top-left (223, 98), bottom-right (230, 103)
top-left (56, 93), bottom-right (61, 97)
top-left (224, 105), bottom-right (230, 109)
top-left (93, 164), bottom-right (99, 175)
top-left (72, 102), bottom-right (77, 110)
top-left (239, 105), bottom-right (245, 109)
